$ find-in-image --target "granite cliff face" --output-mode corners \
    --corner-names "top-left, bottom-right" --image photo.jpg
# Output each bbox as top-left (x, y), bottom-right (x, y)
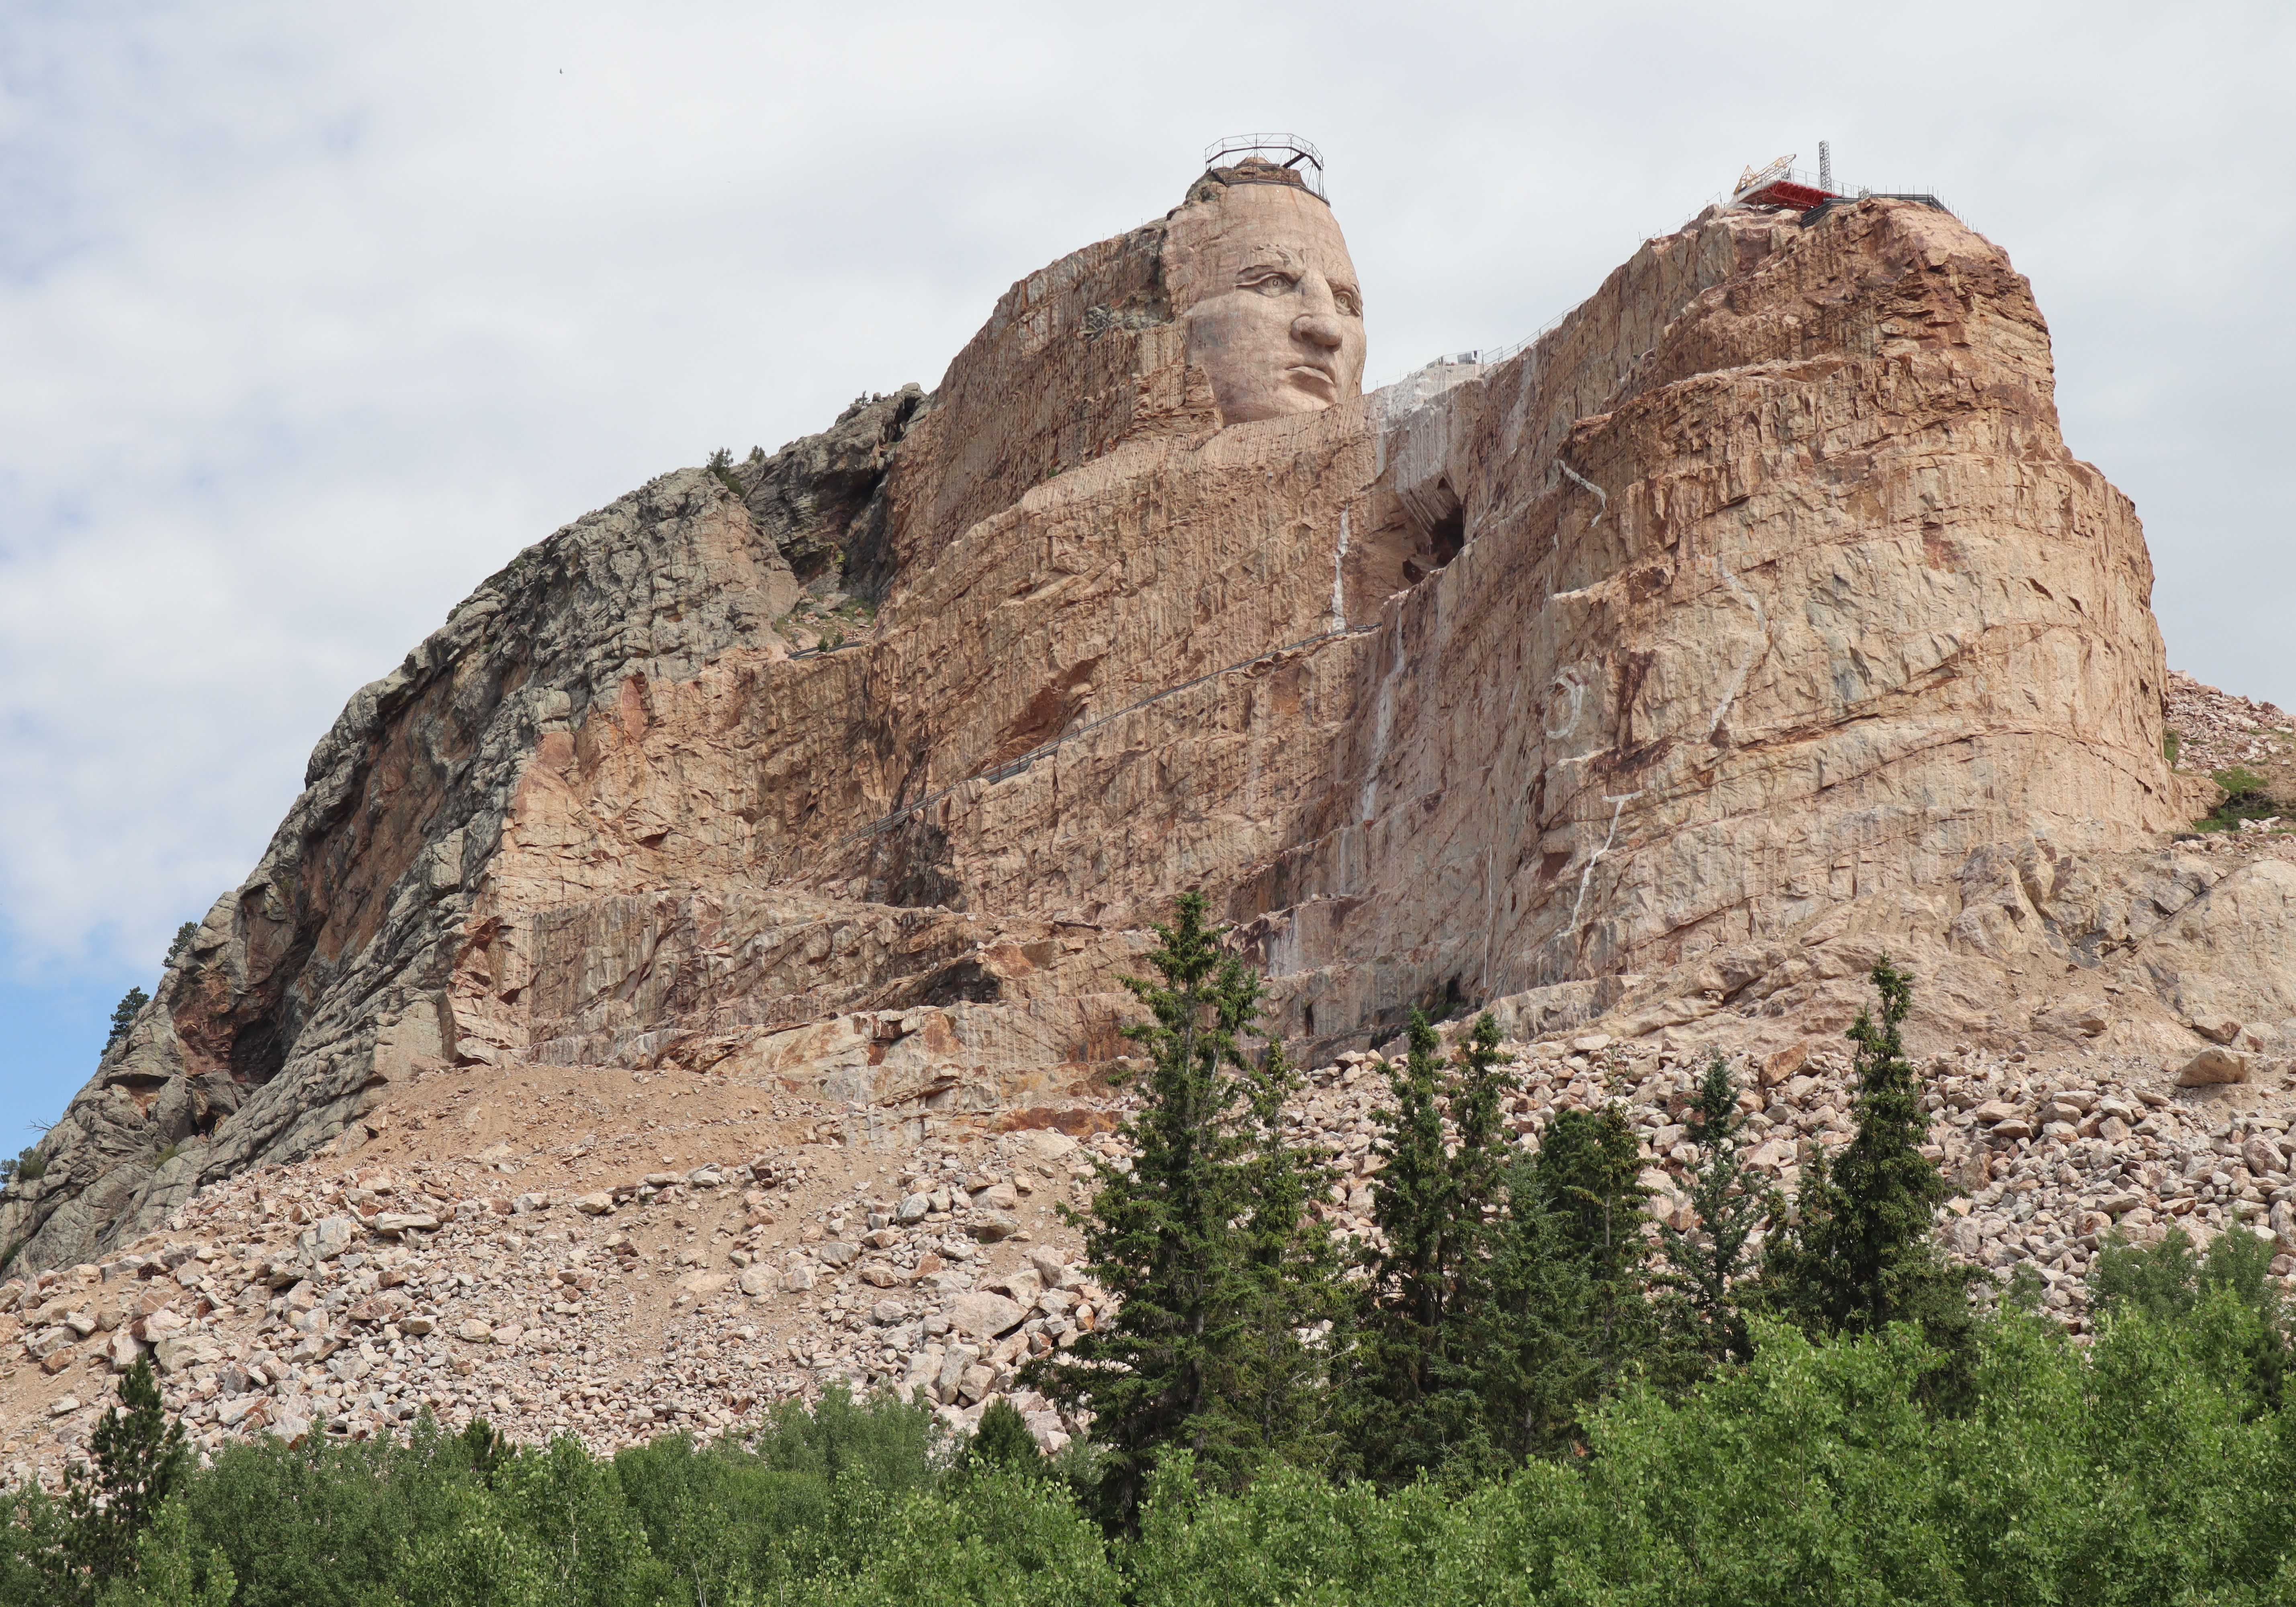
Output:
top-left (5, 192), bottom-right (2278, 1278)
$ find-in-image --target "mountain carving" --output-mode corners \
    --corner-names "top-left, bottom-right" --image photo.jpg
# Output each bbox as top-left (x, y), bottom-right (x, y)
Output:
top-left (5, 188), bottom-right (2278, 1283)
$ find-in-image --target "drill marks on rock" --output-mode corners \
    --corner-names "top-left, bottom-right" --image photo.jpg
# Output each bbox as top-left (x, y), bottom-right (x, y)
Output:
top-left (1353, 615), bottom-right (1408, 827)
top-left (1705, 553), bottom-right (1771, 745)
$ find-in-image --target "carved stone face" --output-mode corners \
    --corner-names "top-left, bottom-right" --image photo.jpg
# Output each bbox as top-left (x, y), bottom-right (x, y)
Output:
top-left (1166, 180), bottom-right (1367, 425)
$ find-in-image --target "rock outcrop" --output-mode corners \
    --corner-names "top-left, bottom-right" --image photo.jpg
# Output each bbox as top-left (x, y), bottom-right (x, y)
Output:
top-left (4, 185), bottom-right (2280, 1298)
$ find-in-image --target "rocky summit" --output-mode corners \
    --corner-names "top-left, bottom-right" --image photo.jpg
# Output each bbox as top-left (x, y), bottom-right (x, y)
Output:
top-left (5, 169), bottom-right (2294, 1475)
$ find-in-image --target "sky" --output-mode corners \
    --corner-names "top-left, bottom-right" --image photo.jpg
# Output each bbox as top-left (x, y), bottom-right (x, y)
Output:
top-left (2, 0), bottom-right (2291, 1146)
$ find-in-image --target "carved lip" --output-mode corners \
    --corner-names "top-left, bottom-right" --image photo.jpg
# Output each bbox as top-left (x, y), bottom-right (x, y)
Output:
top-left (1285, 362), bottom-right (1340, 399)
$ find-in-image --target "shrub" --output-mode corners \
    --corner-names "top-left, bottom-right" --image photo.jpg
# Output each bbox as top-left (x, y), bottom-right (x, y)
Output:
top-left (2198, 765), bottom-right (2282, 831)
top-left (704, 448), bottom-right (746, 500)
top-left (2091, 1224), bottom-right (2293, 1410)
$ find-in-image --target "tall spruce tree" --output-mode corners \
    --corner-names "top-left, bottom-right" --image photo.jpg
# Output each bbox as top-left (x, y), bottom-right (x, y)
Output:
top-left (1525, 1091), bottom-right (1659, 1398)
top-left (1761, 958), bottom-right (1981, 1366)
top-left (1657, 1052), bottom-right (1773, 1367)
top-left (47, 1355), bottom-right (186, 1600)
top-left (1027, 893), bottom-right (1339, 1525)
top-left (1436, 1062), bottom-right (1670, 1467)
top-left (1343, 1010), bottom-right (1518, 1482)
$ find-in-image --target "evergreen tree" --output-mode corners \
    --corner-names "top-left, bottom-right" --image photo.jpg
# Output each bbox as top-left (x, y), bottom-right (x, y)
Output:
top-left (969, 1398), bottom-right (1044, 1476)
top-left (1461, 1177), bottom-right (1608, 1464)
top-left (1657, 1053), bottom-right (1774, 1367)
top-left (1525, 1093), bottom-right (1658, 1396)
top-left (1342, 1011), bottom-right (1522, 1481)
top-left (1027, 893), bottom-right (1339, 1525)
top-left (1761, 958), bottom-right (1981, 1363)
top-left (1434, 1067), bottom-right (1670, 1467)
top-left (106, 987), bottom-right (149, 1052)
top-left (47, 1355), bottom-right (186, 1599)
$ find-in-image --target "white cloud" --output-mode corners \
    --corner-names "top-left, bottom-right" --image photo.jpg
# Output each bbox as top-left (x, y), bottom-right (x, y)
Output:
top-left (1, 0), bottom-right (2290, 1005)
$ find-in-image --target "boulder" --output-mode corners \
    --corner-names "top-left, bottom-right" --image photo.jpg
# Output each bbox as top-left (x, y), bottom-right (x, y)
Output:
top-left (1759, 1043), bottom-right (1809, 1089)
top-left (151, 1335), bottom-right (203, 1373)
top-left (1028, 1249), bottom-right (1079, 1290)
top-left (949, 1292), bottom-right (1027, 1339)
top-left (2177, 1048), bottom-right (2250, 1086)
top-left (369, 1213), bottom-right (439, 1236)
top-left (299, 1216), bottom-right (358, 1261)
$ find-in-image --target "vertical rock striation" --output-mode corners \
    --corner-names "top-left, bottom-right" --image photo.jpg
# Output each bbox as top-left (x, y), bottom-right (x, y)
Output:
top-left (4, 194), bottom-right (2210, 1272)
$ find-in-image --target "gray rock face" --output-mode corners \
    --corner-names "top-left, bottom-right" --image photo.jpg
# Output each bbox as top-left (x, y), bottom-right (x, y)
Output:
top-left (740, 387), bottom-right (922, 586)
top-left (0, 452), bottom-right (857, 1271)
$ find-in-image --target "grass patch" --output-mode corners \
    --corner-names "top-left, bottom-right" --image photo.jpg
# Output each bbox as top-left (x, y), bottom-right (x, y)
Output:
top-left (2195, 765), bottom-right (2285, 832)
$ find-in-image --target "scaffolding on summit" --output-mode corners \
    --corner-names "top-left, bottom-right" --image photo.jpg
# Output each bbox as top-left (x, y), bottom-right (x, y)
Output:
top-left (1727, 141), bottom-right (1951, 223)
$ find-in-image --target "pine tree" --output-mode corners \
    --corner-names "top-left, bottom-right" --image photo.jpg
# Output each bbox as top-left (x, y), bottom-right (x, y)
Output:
top-left (968, 1397), bottom-right (1045, 1475)
top-left (1761, 958), bottom-right (1981, 1361)
top-left (1343, 1010), bottom-right (1519, 1481)
top-left (105, 987), bottom-right (149, 1052)
top-left (1526, 1093), bottom-right (1657, 1397)
top-left (1469, 1177), bottom-right (1607, 1462)
top-left (1027, 893), bottom-right (1339, 1525)
top-left (1657, 1053), bottom-right (1774, 1367)
top-left (51, 1355), bottom-right (187, 1598)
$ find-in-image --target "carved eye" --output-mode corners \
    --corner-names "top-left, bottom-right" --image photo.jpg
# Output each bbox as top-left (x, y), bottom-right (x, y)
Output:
top-left (1334, 288), bottom-right (1362, 317)
top-left (1241, 269), bottom-right (1297, 297)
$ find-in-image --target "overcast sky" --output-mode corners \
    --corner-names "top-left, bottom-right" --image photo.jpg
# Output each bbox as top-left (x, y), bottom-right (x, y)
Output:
top-left (2, 0), bottom-right (2290, 1144)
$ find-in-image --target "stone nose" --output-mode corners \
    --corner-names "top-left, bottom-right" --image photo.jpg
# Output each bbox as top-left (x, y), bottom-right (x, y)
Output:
top-left (1291, 270), bottom-right (1344, 350)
